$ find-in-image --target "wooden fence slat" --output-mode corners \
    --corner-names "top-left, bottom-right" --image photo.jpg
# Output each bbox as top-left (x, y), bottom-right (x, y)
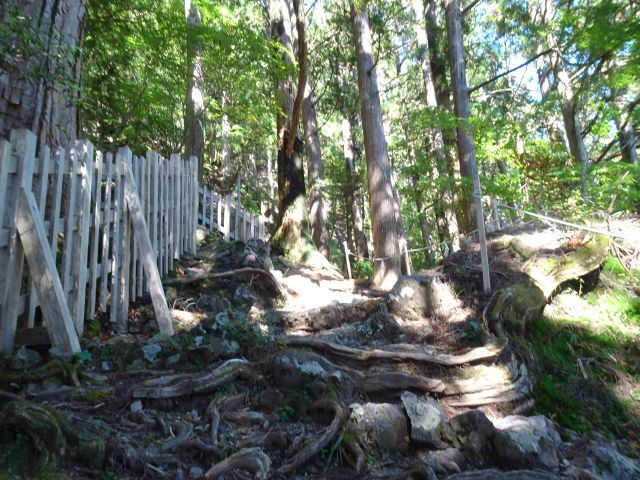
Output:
top-left (130, 156), bottom-right (139, 300)
top-left (150, 151), bottom-right (158, 268)
top-left (235, 178), bottom-right (241, 241)
top-left (26, 146), bottom-right (51, 327)
top-left (171, 154), bottom-right (180, 261)
top-left (87, 151), bottom-right (103, 319)
top-left (191, 156), bottom-right (198, 253)
top-left (99, 153), bottom-right (113, 311)
top-left (163, 156), bottom-right (170, 273)
top-left (0, 129), bottom-right (36, 356)
top-left (123, 164), bottom-right (174, 336)
top-left (110, 154), bottom-right (124, 329)
top-left (217, 191), bottom-right (222, 231)
top-left (158, 157), bottom-right (165, 275)
top-left (116, 148), bottom-right (132, 331)
top-left (16, 188), bottom-right (81, 354)
top-left (68, 141), bottom-right (94, 336)
top-left (137, 155), bottom-right (147, 295)
top-left (0, 141), bottom-right (11, 310)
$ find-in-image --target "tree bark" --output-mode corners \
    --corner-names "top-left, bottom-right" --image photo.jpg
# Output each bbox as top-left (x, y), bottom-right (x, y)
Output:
top-left (184, 0), bottom-right (205, 181)
top-left (0, 0), bottom-right (87, 152)
top-left (351, 3), bottom-right (403, 290)
top-left (444, 0), bottom-right (491, 292)
top-left (302, 70), bottom-right (329, 259)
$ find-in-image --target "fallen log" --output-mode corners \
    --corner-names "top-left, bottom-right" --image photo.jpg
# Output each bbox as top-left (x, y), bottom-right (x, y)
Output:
top-left (281, 336), bottom-right (506, 366)
top-left (133, 359), bottom-right (252, 399)
top-left (485, 233), bottom-right (610, 335)
top-left (162, 267), bottom-right (289, 300)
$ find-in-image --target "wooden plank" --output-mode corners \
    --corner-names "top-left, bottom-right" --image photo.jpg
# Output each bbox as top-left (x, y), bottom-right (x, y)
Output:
top-left (168, 154), bottom-right (177, 271)
top-left (150, 151), bottom-right (158, 267)
top-left (217, 191), bottom-right (222, 231)
top-left (109, 153), bottom-right (124, 329)
top-left (0, 141), bottom-right (11, 307)
top-left (235, 178), bottom-right (242, 240)
top-left (61, 146), bottom-right (79, 302)
top-left (123, 164), bottom-right (174, 336)
top-left (0, 130), bottom-right (36, 357)
top-left (137, 155), bottom-right (147, 295)
top-left (99, 153), bottom-right (113, 311)
top-left (14, 327), bottom-right (50, 348)
top-left (48, 148), bottom-right (66, 256)
top-left (209, 189), bottom-right (215, 230)
top-left (116, 148), bottom-right (132, 331)
top-left (27, 146), bottom-right (51, 327)
top-left (130, 156), bottom-right (139, 300)
top-left (163, 156), bottom-right (169, 274)
top-left (171, 154), bottom-right (180, 260)
top-left (87, 150), bottom-right (103, 319)
top-left (68, 141), bottom-right (94, 336)
top-left (15, 188), bottom-right (81, 354)
top-left (223, 194), bottom-right (232, 241)
top-left (191, 156), bottom-right (198, 253)
top-left (158, 157), bottom-right (165, 275)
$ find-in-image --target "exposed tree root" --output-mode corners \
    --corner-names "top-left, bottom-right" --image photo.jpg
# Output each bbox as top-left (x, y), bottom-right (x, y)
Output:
top-left (162, 267), bottom-right (290, 300)
top-left (281, 336), bottom-right (506, 366)
top-left (133, 359), bottom-right (252, 399)
top-left (359, 371), bottom-right (445, 394)
top-left (267, 298), bottom-right (384, 331)
top-left (277, 400), bottom-right (345, 475)
top-left (205, 447), bottom-right (271, 479)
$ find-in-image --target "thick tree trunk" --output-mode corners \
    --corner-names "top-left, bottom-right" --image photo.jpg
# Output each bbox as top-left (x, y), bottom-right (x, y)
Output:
top-left (221, 91), bottom-right (232, 174)
top-left (412, 0), bottom-right (460, 253)
top-left (0, 0), bottom-right (87, 151)
top-left (352, 4), bottom-right (403, 290)
top-left (444, 0), bottom-right (491, 292)
top-left (302, 70), bottom-right (329, 259)
top-left (184, 0), bottom-right (205, 181)
top-left (618, 119), bottom-right (638, 164)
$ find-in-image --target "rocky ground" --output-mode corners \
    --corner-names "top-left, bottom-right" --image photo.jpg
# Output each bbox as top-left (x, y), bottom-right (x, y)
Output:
top-left (0, 221), bottom-right (639, 479)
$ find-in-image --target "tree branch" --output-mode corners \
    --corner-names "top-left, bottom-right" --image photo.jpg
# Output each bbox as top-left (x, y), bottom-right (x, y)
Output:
top-left (462, 0), bottom-right (484, 16)
top-left (469, 49), bottom-right (552, 94)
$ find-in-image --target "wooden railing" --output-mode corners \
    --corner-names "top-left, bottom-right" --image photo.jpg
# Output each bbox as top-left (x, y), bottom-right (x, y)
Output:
top-left (198, 180), bottom-right (268, 241)
top-left (0, 129), bottom-right (198, 355)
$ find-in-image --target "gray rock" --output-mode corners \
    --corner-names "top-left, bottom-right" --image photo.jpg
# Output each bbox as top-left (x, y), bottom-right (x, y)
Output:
top-left (211, 339), bottom-right (240, 358)
top-left (424, 448), bottom-right (466, 475)
top-left (388, 275), bottom-right (458, 323)
top-left (447, 469), bottom-right (563, 479)
top-left (492, 415), bottom-right (562, 470)
top-left (443, 410), bottom-right (497, 466)
top-left (100, 361), bottom-right (110, 371)
top-left (48, 347), bottom-right (74, 362)
top-left (568, 440), bottom-right (640, 480)
top-left (234, 284), bottom-right (257, 305)
top-left (11, 346), bottom-right (42, 370)
top-left (189, 466), bottom-right (204, 479)
top-left (401, 391), bottom-right (447, 447)
top-left (165, 353), bottom-right (181, 367)
top-left (273, 349), bottom-right (354, 400)
top-left (142, 343), bottom-right (162, 362)
top-left (130, 400), bottom-right (143, 413)
top-left (347, 402), bottom-right (409, 453)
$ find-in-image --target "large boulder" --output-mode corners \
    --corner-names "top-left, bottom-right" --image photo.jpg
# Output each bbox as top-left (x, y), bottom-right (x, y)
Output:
top-left (566, 440), bottom-right (640, 480)
top-left (447, 469), bottom-right (563, 479)
top-left (401, 391), bottom-right (447, 448)
top-left (272, 349), bottom-right (354, 400)
top-left (443, 410), bottom-right (498, 466)
top-left (388, 275), bottom-right (458, 322)
top-left (491, 415), bottom-right (563, 470)
top-left (347, 402), bottom-right (409, 453)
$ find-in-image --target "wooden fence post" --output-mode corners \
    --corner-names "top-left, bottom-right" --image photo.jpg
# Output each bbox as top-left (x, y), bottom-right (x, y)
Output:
top-left (235, 178), bottom-right (241, 241)
top-left (0, 130), bottom-right (36, 357)
top-left (16, 188), bottom-right (81, 354)
top-left (191, 156), bottom-right (198, 253)
top-left (115, 147), bottom-right (132, 332)
top-left (343, 241), bottom-right (352, 280)
top-left (87, 150), bottom-right (103, 319)
top-left (99, 153), bottom-right (113, 311)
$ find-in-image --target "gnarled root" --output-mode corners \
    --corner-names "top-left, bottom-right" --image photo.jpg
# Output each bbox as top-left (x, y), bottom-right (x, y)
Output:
top-left (278, 400), bottom-right (345, 475)
top-left (133, 359), bottom-right (252, 399)
top-left (205, 447), bottom-right (271, 479)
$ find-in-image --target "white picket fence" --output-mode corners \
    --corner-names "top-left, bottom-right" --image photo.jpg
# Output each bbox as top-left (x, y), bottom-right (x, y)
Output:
top-left (0, 129), bottom-right (198, 355)
top-left (198, 180), bottom-right (267, 241)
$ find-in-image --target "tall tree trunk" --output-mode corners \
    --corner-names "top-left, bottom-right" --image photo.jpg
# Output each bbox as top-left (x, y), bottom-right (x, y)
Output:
top-left (444, 0), bottom-right (491, 292)
top-left (221, 91), bottom-right (232, 174)
top-left (352, 3), bottom-right (403, 290)
top-left (184, 0), bottom-right (205, 181)
top-left (0, 0), bottom-right (86, 151)
top-left (302, 70), bottom-right (329, 258)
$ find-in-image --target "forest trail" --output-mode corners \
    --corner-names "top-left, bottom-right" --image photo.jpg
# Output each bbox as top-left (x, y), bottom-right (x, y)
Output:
top-left (1, 222), bottom-right (639, 479)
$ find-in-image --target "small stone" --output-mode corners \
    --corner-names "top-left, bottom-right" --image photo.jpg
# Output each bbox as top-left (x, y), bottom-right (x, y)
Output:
top-left (211, 339), bottom-right (240, 358)
top-left (11, 346), bottom-right (42, 370)
top-left (234, 284), bottom-right (257, 304)
top-left (48, 347), bottom-right (74, 362)
top-left (130, 400), bottom-right (143, 413)
top-left (215, 311), bottom-right (230, 328)
top-left (100, 361), bottom-right (110, 371)
top-left (165, 286), bottom-right (178, 305)
top-left (194, 336), bottom-right (203, 347)
top-left (401, 391), bottom-right (447, 447)
top-left (142, 343), bottom-right (162, 362)
top-left (165, 353), bottom-right (181, 367)
top-left (189, 466), bottom-right (204, 478)
top-left (347, 402), bottom-right (409, 453)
